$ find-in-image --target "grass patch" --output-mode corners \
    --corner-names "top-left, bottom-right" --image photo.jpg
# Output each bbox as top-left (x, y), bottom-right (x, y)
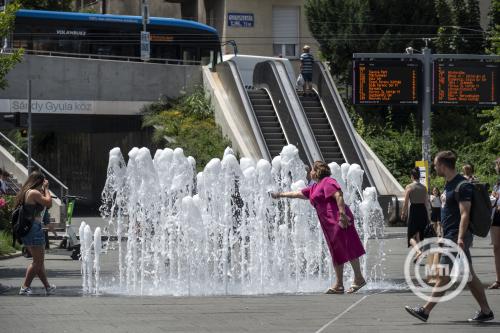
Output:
top-left (0, 231), bottom-right (20, 256)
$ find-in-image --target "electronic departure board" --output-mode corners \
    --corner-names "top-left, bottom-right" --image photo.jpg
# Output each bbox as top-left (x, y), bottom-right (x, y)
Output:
top-left (433, 61), bottom-right (499, 106)
top-left (353, 60), bottom-right (420, 105)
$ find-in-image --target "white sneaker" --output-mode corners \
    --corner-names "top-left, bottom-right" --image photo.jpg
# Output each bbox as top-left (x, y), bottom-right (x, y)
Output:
top-left (45, 284), bottom-right (56, 295)
top-left (19, 286), bottom-right (32, 296)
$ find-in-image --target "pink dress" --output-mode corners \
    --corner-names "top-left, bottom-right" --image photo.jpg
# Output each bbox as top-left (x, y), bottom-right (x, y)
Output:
top-left (301, 177), bottom-right (365, 265)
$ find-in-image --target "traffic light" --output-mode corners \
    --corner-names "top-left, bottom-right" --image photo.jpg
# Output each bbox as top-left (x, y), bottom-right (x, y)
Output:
top-left (19, 128), bottom-right (27, 137)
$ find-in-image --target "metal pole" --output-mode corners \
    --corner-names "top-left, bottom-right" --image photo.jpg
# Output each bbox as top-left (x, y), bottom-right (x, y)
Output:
top-left (27, 79), bottom-right (32, 175)
top-left (422, 45), bottom-right (432, 187)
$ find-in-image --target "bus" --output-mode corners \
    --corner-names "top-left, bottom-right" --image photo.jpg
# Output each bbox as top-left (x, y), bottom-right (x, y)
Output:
top-left (10, 9), bottom-right (221, 66)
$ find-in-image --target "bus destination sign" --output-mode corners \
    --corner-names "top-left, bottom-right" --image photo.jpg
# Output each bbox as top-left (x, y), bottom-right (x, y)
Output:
top-left (353, 60), bottom-right (420, 105)
top-left (433, 61), bottom-right (499, 106)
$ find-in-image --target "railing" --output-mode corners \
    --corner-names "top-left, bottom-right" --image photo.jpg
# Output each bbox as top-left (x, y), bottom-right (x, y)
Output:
top-left (0, 131), bottom-right (68, 199)
top-left (1, 48), bottom-right (203, 66)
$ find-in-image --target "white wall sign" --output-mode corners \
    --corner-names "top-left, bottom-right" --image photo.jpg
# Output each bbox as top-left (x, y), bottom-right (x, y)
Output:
top-left (0, 99), bottom-right (151, 115)
top-left (4, 100), bottom-right (94, 114)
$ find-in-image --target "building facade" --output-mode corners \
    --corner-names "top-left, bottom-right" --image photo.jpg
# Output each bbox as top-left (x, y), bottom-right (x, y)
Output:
top-left (81, 0), bottom-right (319, 59)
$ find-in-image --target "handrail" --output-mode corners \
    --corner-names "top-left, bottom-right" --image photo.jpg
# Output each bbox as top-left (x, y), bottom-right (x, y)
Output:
top-left (0, 131), bottom-right (68, 199)
top-left (253, 60), bottom-right (312, 165)
top-left (273, 61), bottom-right (323, 163)
top-left (1, 48), bottom-right (203, 65)
top-left (226, 60), bottom-right (271, 160)
top-left (314, 62), bottom-right (376, 189)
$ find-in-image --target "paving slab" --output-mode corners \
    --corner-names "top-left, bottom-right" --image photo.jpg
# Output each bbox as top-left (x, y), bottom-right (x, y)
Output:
top-left (1, 220), bottom-right (499, 333)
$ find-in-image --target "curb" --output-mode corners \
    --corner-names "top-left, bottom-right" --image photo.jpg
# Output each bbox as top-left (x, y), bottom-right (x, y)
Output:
top-left (0, 251), bottom-right (22, 260)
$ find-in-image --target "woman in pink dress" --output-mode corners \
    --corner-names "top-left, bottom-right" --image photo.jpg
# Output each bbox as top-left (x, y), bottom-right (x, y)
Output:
top-left (272, 161), bottom-right (366, 294)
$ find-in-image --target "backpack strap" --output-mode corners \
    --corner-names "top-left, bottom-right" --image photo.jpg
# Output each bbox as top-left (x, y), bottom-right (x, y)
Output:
top-left (453, 180), bottom-right (468, 203)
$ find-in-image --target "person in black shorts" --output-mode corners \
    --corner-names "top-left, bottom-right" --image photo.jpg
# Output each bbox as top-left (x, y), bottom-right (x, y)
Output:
top-left (405, 151), bottom-right (494, 323)
top-left (300, 45), bottom-right (314, 95)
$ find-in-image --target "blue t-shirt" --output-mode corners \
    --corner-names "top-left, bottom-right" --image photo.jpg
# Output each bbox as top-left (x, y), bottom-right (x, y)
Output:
top-left (300, 53), bottom-right (314, 74)
top-left (441, 174), bottom-right (473, 239)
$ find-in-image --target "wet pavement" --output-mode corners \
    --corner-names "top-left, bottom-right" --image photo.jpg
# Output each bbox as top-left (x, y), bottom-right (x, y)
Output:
top-left (0, 218), bottom-right (499, 332)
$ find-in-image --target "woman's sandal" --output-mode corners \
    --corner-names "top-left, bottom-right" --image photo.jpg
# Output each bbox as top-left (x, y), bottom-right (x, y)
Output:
top-left (487, 281), bottom-right (500, 290)
top-left (346, 281), bottom-right (366, 294)
top-left (325, 286), bottom-right (344, 294)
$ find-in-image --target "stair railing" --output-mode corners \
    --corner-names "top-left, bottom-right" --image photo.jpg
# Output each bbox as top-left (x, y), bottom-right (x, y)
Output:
top-left (0, 131), bottom-right (68, 199)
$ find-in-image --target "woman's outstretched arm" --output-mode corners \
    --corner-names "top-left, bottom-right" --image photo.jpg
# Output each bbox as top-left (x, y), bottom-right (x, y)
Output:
top-left (271, 191), bottom-right (307, 200)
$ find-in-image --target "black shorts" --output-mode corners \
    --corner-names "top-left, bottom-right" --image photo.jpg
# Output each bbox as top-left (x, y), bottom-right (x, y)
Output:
top-left (301, 72), bottom-right (312, 82)
top-left (492, 210), bottom-right (500, 227)
top-left (439, 232), bottom-right (473, 270)
top-left (431, 207), bottom-right (441, 222)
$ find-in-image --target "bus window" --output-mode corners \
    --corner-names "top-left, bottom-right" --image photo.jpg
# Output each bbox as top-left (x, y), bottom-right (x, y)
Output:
top-left (200, 48), bottom-right (214, 67)
top-left (182, 47), bottom-right (197, 65)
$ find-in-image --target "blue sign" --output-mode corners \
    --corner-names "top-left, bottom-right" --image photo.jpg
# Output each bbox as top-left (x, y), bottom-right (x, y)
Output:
top-left (228, 13), bottom-right (254, 28)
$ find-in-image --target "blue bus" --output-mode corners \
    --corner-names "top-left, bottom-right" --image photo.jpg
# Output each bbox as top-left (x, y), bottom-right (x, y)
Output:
top-left (11, 9), bottom-right (221, 66)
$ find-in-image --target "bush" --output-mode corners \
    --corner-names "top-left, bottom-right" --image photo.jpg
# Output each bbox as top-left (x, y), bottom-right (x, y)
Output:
top-left (142, 87), bottom-right (232, 170)
top-left (0, 230), bottom-right (18, 255)
top-left (0, 195), bottom-right (15, 232)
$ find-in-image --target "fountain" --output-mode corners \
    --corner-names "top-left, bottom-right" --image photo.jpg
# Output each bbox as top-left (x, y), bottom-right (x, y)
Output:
top-left (86, 144), bottom-right (387, 296)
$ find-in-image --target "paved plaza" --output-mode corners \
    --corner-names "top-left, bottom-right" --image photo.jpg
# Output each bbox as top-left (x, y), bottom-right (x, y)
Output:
top-left (1, 218), bottom-right (499, 333)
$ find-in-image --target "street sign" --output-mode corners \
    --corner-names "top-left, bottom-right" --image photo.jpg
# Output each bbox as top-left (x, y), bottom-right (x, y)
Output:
top-left (415, 160), bottom-right (429, 190)
top-left (141, 31), bottom-right (150, 61)
top-left (433, 61), bottom-right (499, 106)
top-left (228, 13), bottom-right (254, 27)
top-left (353, 60), bottom-right (420, 105)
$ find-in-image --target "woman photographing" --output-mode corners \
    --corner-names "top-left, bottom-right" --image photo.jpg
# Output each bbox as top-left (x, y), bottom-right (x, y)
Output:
top-left (16, 171), bottom-right (56, 296)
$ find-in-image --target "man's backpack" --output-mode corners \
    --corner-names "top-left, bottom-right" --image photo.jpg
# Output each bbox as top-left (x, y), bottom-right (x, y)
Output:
top-left (455, 181), bottom-right (493, 237)
top-left (11, 204), bottom-right (32, 246)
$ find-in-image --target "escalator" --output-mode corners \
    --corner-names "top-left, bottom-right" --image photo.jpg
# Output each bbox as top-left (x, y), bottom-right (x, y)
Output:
top-left (299, 93), bottom-right (344, 164)
top-left (247, 89), bottom-right (287, 158)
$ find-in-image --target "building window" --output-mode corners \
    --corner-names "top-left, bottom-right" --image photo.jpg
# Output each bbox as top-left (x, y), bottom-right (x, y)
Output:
top-left (272, 6), bottom-right (299, 58)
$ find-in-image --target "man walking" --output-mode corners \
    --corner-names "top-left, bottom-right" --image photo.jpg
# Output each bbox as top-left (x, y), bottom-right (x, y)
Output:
top-left (300, 45), bottom-right (314, 95)
top-left (405, 151), bottom-right (494, 322)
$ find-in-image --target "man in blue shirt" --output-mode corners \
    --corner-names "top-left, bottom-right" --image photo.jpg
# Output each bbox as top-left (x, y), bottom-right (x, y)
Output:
top-left (405, 151), bottom-right (494, 322)
top-left (300, 45), bottom-right (314, 95)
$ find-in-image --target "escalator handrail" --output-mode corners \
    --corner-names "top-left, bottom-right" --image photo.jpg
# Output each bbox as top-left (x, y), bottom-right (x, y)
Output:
top-left (311, 87), bottom-right (347, 161)
top-left (253, 60), bottom-right (312, 165)
top-left (273, 61), bottom-right (323, 164)
top-left (226, 60), bottom-right (271, 161)
top-left (315, 62), bottom-right (376, 189)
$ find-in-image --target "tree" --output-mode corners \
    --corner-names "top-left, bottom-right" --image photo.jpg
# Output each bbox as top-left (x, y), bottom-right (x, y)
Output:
top-left (434, 0), bottom-right (485, 53)
top-left (305, 0), bottom-right (438, 79)
top-left (0, 1), bottom-right (23, 90)
top-left (19, 0), bottom-right (73, 11)
top-left (434, 0), bottom-right (455, 53)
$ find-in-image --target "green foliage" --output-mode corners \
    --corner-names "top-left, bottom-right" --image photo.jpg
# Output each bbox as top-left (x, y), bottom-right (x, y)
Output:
top-left (19, 0), bottom-right (73, 11)
top-left (0, 0), bottom-right (23, 90)
top-left (305, 0), bottom-right (438, 79)
top-left (0, 230), bottom-right (21, 256)
top-left (142, 88), bottom-right (232, 170)
top-left (0, 196), bottom-right (15, 232)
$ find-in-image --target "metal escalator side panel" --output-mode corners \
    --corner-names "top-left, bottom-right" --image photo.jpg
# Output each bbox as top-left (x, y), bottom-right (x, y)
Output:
top-left (227, 60), bottom-right (271, 161)
top-left (312, 62), bottom-right (375, 189)
top-left (215, 60), bottom-right (271, 161)
top-left (253, 61), bottom-right (311, 165)
top-left (305, 89), bottom-right (346, 164)
top-left (273, 61), bottom-right (323, 164)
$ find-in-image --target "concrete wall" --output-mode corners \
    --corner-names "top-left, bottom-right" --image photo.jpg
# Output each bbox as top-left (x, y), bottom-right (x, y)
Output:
top-left (0, 54), bottom-right (202, 102)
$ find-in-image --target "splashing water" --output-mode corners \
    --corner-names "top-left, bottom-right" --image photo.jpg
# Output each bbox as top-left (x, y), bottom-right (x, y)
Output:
top-left (94, 144), bottom-right (388, 296)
